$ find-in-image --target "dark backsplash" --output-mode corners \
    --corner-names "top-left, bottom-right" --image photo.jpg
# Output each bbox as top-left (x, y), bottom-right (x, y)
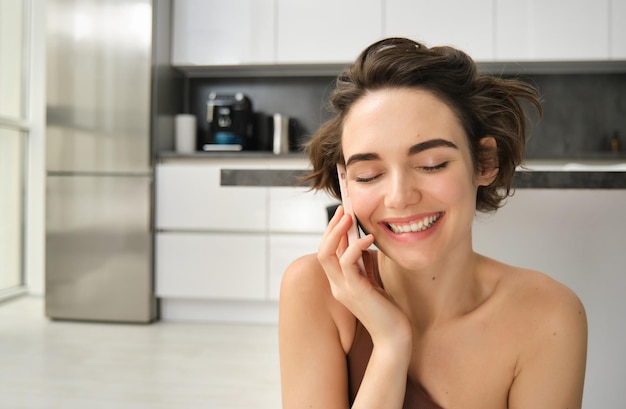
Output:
top-left (187, 73), bottom-right (626, 158)
top-left (188, 76), bottom-right (337, 151)
top-left (523, 73), bottom-right (626, 158)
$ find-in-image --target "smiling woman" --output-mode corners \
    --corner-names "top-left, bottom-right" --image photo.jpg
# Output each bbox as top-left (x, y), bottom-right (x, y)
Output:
top-left (278, 38), bottom-right (587, 409)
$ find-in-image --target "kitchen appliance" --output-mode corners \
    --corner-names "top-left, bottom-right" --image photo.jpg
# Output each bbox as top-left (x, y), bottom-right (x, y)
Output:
top-left (201, 92), bottom-right (254, 151)
top-left (272, 113), bottom-right (290, 155)
top-left (45, 0), bottom-right (179, 323)
top-left (253, 112), bottom-right (305, 153)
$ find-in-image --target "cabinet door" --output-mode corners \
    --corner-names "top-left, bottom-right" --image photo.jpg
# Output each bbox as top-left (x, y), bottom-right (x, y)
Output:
top-left (156, 232), bottom-right (267, 300)
top-left (268, 234), bottom-right (321, 300)
top-left (496, 0), bottom-right (609, 61)
top-left (611, 0), bottom-right (626, 59)
top-left (268, 187), bottom-right (337, 233)
top-left (156, 163), bottom-right (267, 231)
top-left (276, 0), bottom-right (383, 63)
top-left (385, 0), bottom-right (495, 61)
top-left (171, 0), bottom-right (275, 65)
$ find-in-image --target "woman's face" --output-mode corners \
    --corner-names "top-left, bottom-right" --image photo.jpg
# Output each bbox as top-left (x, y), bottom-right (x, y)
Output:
top-left (341, 88), bottom-right (491, 270)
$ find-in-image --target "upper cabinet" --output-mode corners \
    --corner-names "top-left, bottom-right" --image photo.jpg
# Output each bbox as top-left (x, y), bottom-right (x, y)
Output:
top-left (495, 0), bottom-right (610, 61)
top-left (611, 0), bottom-right (626, 59)
top-left (171, 0), bottom-right (275, 65)
top-left (276, 0), bottom-right (382, 64)
top-left (385, 0), bottom-right (495, 61)
top-left (171, 0), bottom-right (626, 66)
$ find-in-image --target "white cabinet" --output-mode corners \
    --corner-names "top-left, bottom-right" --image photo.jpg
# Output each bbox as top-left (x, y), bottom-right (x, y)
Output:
top-left (276, 0), bottom-right (383, 63)
top-left (156, 232), bottom-right (267, 300)
top-left (495, 0), bottom-right (610, 61)
top-left (155, 160), bottom-right (268, 302)
top-left (267, 159), bottom-right (336, 233)
top-left (269, 187), bottom-right (336, 233)
top-left (171, 0), bottom-right (275, 65)
top-left (171, 0), bottom-right (624, 67)
top-left (155, 162), bottom-right (267, 232)
top-left (268, 234), bottom-right (321, 300)
top-left (155, 159), bottom-right (333, 312)
top-left (385, 0), bottom-right (495, 61)
top-left (267, 185), bottom-right (336, 301)
top-left (265, 161), bottom-right (335, 300)
top-left (611, 0), bottom-right (626, 59)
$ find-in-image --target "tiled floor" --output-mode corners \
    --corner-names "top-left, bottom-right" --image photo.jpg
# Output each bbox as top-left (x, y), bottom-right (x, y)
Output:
top-left (0, 296), bottom-right (281, 409)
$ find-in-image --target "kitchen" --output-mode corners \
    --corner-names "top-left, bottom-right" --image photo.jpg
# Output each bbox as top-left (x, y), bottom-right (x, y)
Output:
top-left (2, 0), bottom-right (626, 407)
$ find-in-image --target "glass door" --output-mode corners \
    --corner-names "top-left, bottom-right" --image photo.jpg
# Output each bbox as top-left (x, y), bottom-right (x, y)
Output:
top-left (0, 127), bottom-right (24, 295)
top-left (0, 0), bottom-right (27, 299)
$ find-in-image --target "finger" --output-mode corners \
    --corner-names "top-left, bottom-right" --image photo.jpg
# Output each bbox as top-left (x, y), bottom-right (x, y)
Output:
top-left (322, 204), bottom-right (345, 239)
top-left (339, 233), bottom-right (375, 277)
top-left (319, 210), bottom-right (351, 259)
top-left (319, 214), bottom-right (365, 291)
top-left (318, 211), bottom-right (353, 283)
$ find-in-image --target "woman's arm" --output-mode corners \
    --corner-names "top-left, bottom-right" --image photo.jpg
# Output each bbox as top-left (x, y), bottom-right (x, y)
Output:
top-left (507, 282), bottom-right (588, 409)
top-left (279, 207), bottom-right (413, 409)
top-left (279, 254), bottom-right (412, 409)
top-left (279, 254), bottom-right (352, 408)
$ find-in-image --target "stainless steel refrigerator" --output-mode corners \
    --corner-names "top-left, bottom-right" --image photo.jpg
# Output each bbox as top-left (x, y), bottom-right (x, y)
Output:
top-left (45, 0), bottom-right (180, 322)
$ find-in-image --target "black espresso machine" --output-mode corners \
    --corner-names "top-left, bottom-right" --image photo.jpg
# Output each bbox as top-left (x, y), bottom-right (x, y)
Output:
top-left (200, 92), bottom-right (255, 151)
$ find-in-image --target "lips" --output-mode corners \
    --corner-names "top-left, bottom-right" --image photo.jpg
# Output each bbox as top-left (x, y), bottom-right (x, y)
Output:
top-left (385, 212), bottom-right (442, 234)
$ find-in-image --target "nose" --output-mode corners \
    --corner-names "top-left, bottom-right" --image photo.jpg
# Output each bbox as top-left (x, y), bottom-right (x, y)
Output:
top-left (383, 170), bottom-right (421, 209)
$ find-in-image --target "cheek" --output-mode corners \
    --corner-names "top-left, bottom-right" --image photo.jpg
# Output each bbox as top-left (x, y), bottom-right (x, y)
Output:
top-left (429, 172), bottom-right (471, 200)
top-left (426, 172), bottom-right (480, 216)
top-left (351, 187), bottom-right (380, 223)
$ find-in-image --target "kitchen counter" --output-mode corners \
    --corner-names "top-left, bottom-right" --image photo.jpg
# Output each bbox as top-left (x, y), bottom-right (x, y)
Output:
top-left (157, 151), bottom-right (307, 161)
top-left (157, 152), bottom-right (626, 189)
top-left (512, 170), bottom-right (625, 189)
top-left (514, 160), bottom-right (626, 188)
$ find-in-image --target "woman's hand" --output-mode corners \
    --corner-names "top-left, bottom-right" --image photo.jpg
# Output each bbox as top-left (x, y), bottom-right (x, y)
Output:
top-left (280, 205), bottom-right (412, 409)
top-left (318, 205), bottom-right (412, 350)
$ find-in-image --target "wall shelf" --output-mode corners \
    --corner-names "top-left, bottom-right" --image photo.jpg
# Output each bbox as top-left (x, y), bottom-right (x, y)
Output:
top-left (174, 60), bottom-right (626, 79)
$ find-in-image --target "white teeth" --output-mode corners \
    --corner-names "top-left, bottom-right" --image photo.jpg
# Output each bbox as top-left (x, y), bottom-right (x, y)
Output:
top-left (388, 213), bottom-right (441, 234)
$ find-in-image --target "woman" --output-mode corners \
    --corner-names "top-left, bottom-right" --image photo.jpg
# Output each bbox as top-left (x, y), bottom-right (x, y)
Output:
top-left (279, 38), bottom-right (587, 409)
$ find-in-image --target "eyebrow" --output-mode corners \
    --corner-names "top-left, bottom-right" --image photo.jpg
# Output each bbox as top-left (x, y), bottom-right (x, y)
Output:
top-left (346, 138), bottom-right (458, 166)
top-left (408, 138), bottom-right (458, 155)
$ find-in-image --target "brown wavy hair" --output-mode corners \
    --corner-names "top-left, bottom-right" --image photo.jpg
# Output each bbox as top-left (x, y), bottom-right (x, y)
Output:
top-left (303, 37), bottom-right (542, 213)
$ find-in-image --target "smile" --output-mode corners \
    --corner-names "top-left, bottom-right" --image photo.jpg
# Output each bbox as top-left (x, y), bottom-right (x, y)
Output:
top-left (386, 212), bottom-right (442, 234)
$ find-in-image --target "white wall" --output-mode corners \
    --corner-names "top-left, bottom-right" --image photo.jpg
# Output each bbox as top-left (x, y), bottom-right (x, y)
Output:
top-left (474, 188), bottom-right (626, 409)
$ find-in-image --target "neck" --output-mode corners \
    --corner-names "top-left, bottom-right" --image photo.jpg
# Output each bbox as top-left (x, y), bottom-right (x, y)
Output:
top-left (378, 248), bottom-right (489, 332)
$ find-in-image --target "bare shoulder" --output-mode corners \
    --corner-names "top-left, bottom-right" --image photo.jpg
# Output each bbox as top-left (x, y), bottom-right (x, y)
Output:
top-left (280, 253), bottom-right (340, 316)
top-left (279, 253), bottom-right (356, 352)
top-left (496, 260), bottom-right (586, 327)
top-left (280, 253), bottom-right (328, 299)
top-left (486, 258), bottom-right (588, 407)
top-left (279, 254), bottom-right (357, 407)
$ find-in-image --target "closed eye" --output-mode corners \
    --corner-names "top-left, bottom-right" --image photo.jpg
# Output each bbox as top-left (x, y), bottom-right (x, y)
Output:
top-left (421, 162), bottom-right (449, 172)
top-left (354, 173), bottom-right (382, 183)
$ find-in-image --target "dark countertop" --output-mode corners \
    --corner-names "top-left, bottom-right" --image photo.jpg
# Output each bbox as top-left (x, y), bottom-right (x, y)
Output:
top-left (157, 152), bottom-right (626, 189)
top-left (512, 171), bottom-right (626, 189)
top-left (219, 168), bottom-right (626, 189)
